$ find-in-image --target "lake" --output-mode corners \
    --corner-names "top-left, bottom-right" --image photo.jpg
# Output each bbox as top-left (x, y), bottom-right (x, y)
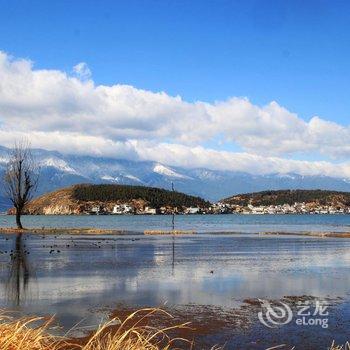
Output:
top-left (0, 215), bottom-right (350, 349)
top-left (0, 213), bottom-right (350, 233)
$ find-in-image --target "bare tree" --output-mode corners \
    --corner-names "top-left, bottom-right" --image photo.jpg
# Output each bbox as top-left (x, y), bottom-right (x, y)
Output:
top-left (3, 142), bottom-right (38, 229)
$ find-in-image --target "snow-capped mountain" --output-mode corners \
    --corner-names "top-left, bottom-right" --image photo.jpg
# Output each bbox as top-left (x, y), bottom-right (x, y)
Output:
top-left (153, 164), bottom-right (192, 179)
top-left (1, 145), bottom-right (350, 211)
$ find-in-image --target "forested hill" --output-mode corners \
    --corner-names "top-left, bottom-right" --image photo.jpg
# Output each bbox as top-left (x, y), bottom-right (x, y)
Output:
top-left (72, 184), bottom-right (209, 208)
top-left (19, 184), bottom-right (210, 215)
top-left (221, 189), bottom-right (350, 206)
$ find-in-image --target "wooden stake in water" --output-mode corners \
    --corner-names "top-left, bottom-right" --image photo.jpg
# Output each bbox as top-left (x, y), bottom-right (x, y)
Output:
top-left (172, 182), bottom-right (175, 272)
top-left (171, 182), bottom-right (175, 231)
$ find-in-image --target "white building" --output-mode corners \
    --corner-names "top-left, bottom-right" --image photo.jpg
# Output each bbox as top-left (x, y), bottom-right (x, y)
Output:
top-left (144, 207), bottom-right (157, 215)
top-left (112, 204), bottom-right (134, 214)
top-left (90, 205), bottom-right (101, 214)
top-left (186, 207), bottom-right (201, 214)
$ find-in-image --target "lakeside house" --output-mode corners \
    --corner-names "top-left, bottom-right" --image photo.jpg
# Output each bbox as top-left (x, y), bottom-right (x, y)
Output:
top-left (90, 205), bottom-right (101, 215)
top-left (82, 201), bottom-right (350, 216)
top-left (143, 207), bottom-right (158, 215)
top-left (185, 207), bottom-right (201, 214)
top-left (112, 204), bottom-right (134, 214)
top-left (216, 202), bottom-right (350, 215)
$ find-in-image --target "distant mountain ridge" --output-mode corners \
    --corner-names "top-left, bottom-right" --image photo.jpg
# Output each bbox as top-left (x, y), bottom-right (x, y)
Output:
top-left (222, 189), bottom-right (350, 207)
top-left (1, 145), bottom-right (350, 211)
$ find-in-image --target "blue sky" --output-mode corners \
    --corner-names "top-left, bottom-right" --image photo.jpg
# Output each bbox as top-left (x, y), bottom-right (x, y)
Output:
top-left (1, 0), bottom-right (350, 124)
top-left (0, 0), bottom-right (350, 177)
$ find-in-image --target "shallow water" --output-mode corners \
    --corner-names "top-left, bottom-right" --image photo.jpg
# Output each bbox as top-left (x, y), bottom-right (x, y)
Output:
top-left (0, 232), bottom-right (349, 348)
top-left (1, 213), bottom-right (350, 233)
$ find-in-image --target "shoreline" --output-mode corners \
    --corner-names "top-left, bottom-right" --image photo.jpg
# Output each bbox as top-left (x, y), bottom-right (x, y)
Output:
top-left (1, 226), bottom-right (350, 238)
top-left (0, 227), bottom-right (130, 235)
top-left (259, 231), bottom-right (350, 238)
top-left (0, 227), bottom-right (197, 235)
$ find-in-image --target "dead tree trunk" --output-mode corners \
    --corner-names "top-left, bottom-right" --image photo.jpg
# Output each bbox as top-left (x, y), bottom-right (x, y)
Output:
top-left (15, 210), bottom-right (23, 230)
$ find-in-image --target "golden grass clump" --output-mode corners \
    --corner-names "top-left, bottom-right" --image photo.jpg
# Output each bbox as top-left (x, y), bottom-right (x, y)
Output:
top-left (0, 308), bottom-right (348, 350)
top-left (79, 308), bottom-right (192, 350)
top-left (0, 312), bottom-right (64, 350)
top-left (329, 341), bottom-right (350, 350)
top-left (0, 308), bottom-right (198, 350)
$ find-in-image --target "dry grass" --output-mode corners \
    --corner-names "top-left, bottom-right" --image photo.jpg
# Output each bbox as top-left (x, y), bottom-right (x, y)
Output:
top-left (0, 312), bottom-right (65, 350)
top-left (0, 308), bottom-right (348, 350)
top-left (329, 341), bottom-right (350, 350)
top-left (0, 308), bottom-right (215, 350)
top-left (77, 308), bottom-right (193, 350)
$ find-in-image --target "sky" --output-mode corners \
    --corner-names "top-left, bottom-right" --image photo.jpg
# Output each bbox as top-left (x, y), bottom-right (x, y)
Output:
top-left (0, 0), bottom-right (350, 177)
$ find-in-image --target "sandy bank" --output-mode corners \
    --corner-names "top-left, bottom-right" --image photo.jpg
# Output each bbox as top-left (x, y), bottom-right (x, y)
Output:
top-left (0, 227), bottom-right (198, 235)
top-left (260, 231), bottom-right (350, 238)
top-left (0, 227), bottom-right (128, 235)
top-left (1, 227), bottom-right (350, 237)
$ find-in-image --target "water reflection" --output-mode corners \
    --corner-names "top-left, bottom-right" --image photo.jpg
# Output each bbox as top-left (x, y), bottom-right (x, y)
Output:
top-left (2, 214), bottom-right (350, 233)
top-left (1, 233), bottom-right (350, 334)
top-left (6, 233), bottom-right (33, 306)
top-left (172, 235), bottom-right (175, 273)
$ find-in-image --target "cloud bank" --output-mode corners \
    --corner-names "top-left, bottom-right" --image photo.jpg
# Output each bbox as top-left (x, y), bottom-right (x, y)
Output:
top-left (0, 51), bottom-right (349, 178)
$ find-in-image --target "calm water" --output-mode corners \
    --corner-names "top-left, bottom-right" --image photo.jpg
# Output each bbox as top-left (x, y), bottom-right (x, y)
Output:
top-left (0, 230), bottom-right (350, 349)
top-left (0, 213), bottom-right (350, 233)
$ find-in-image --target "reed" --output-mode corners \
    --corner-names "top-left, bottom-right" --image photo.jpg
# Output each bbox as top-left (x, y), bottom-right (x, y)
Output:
top-left (0, 311), bottom-right (65, 350)
top-left (0, 309), bottom-right (348, 350)
top-left (78, 308), bottom-right (192, 350)
top-left (0, 308), bottom-right (205, 350)
top-left (329, 341), bottom-right (350, 350)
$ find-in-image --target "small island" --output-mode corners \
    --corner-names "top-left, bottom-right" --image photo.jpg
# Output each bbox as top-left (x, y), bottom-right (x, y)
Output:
top-left (7, 183), bottom-right (210, 215)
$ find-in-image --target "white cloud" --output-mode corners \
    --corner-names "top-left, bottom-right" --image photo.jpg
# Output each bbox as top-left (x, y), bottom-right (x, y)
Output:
top-left (1, 129), bottom-right (350, 179)
top-left (0, 51), bottom-right (350, 178)
top-left (0, 130), bottom-right (138, 159)
top-left (133, 141), bottom-right (350, 178)
top-left (73, 62), bottom-right (92, 81)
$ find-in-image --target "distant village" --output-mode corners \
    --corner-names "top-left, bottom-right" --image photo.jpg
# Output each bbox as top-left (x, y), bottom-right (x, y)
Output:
top-left (84, 202), bottom-right (350, 215)
top-left (85, 203), bottom-right (206, 215)
top-left (213, 202), bottom-right (350, 215)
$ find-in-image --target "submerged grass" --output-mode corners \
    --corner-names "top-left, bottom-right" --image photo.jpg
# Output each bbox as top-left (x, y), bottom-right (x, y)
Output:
top-left (0, 308), bottom-right (348, 350)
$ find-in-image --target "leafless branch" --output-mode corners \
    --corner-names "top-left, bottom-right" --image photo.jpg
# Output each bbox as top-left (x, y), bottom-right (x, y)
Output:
top-left (3, 140), bottom-right (39, 229)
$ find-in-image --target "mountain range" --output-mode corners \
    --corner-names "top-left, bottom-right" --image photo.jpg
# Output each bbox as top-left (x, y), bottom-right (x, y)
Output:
top-left (1, 145), bottom-right (350, 211)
